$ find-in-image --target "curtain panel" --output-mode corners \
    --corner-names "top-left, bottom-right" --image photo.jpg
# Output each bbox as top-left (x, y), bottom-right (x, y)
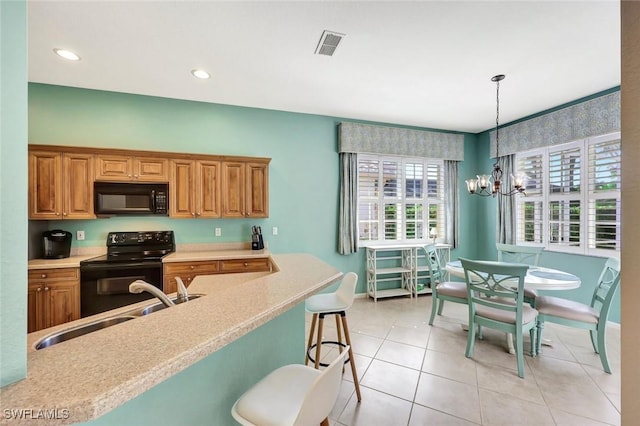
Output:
top-left (496, 155), bottom-right (516, 244)
top-left (489, 91), bottom-right (620, 157)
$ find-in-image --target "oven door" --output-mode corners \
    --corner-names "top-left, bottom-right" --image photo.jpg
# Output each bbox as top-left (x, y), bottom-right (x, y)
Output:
top-left (80, 261), bottom-right (163, 317)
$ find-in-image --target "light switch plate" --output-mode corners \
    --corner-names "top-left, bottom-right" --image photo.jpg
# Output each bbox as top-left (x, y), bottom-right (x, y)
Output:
top-left (77, 230), bottom-right (85, 241)
top-left (215, 228), bottom-right (222, 237)
top-left (272, 227), bottom-right (278, 235)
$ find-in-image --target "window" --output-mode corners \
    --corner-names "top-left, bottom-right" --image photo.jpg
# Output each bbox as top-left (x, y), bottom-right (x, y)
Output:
top-left (357, 154), bottom-right (444, 246)
top-left (515, 132), bottom-right (620, 257)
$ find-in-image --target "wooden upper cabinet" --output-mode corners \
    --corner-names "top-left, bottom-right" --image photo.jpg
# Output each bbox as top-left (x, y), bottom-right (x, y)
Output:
top-left (29, 151), bottom-right (95, 220)
top-left (246, 162), bottom-right (269, 218)
top-left (221, 161), bottom-right (245, 218)
top-left (222, 160), bottom-right (269, 218)
top-left (170, 159), bottom-right (197, 218)
top-left (95, 154), bottom-right (168, 182)
top-left (170, 159), bottom-right (221, 218)
top-left (197, 160), bottom-right (221, 218)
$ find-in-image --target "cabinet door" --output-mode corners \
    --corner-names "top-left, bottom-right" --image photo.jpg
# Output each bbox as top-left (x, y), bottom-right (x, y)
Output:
top-left (27, 283), bottom-right (45, 333)
top-left (170, 160), bottom-right (196, 218)
top-left (95, 155), bottom-right (133, 181)
top-left (63, 153), bottom-right (95, 219)
top-left (221, 162), bottom-right (245, 218)
top-left (197, 160), bottom-right (221, 218)
top-left (45, 281), bottom-right (80, 329)
top-left (29, 151), bottom-right (63, 219)
top-left (135, 157), bottom-right (169, 182)
top-left (245, 162), bottom-right (269, 218)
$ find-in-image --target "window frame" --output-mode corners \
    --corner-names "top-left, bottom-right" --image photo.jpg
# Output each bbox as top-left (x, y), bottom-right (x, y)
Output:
top-left (356, 154), bottom-right (445, 248)
top-left (514, 132), bottom-right (620, 258)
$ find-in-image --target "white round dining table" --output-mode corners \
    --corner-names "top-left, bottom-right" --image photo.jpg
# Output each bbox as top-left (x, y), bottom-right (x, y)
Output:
top-left (445, 260), bottom-right (581, 290)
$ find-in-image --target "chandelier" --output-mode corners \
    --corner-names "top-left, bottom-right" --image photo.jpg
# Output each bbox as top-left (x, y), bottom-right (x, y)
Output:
top-left (466, 74), bottom-right (526, 197)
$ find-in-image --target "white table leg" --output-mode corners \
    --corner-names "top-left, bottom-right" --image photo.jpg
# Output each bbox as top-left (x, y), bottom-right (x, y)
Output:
top-left (506, 333), bottom-right (516, 354)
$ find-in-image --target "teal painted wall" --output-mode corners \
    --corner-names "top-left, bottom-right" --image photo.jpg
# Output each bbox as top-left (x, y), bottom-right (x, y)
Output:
top-left (84, 304), bottom-right (305, 426)
top-left (0, 0), bottom-right (28, 387)
top-left (28, 83), bottom-right (479, 295)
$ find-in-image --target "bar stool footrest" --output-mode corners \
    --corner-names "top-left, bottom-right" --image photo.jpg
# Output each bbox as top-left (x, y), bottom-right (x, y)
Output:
top-left (306, 341), bottom-right (350, 367)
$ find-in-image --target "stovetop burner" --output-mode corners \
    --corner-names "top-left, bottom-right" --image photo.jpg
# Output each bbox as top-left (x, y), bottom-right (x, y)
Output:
top-left (81, 231), bottom-right (175, 266)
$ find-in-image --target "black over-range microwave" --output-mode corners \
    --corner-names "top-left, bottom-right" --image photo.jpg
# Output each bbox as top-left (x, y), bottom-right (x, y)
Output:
top-left (94, 182), bottom-right (168, 216)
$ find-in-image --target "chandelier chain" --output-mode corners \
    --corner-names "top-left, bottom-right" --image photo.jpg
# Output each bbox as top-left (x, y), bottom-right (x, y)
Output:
top-left (495, 77), bottom-right (500, 157)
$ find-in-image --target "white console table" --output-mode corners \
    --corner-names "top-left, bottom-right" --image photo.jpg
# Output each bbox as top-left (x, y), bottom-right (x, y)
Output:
top-left (366, 243), bottom-right (452, 301)
top-left (365, 245), bottom-right (416, 301)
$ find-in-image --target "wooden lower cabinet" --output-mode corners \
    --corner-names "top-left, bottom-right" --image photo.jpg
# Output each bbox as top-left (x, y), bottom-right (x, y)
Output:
top-left (163, 261), bottom-right (219, 294)
top-left (28, 268), bottom-right (80, 333)
top-left (163, 258), bottom-right (272, 294)
top-left (219, 258), bottom-right (271, 273)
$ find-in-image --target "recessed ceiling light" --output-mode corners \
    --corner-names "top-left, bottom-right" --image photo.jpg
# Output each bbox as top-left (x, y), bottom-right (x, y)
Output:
top-left (191, 69), bottom-right (211, 79)
top-left (53, 48), bottom-right (81, 61)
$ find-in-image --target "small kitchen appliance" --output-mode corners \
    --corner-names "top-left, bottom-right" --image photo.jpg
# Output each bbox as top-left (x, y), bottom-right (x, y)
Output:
top-left (42, 229), bottom-right (72, 259)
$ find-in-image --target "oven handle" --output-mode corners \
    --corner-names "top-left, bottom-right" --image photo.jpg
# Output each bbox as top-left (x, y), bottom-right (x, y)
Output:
top-left (80, 261), bottom-right (163, 271)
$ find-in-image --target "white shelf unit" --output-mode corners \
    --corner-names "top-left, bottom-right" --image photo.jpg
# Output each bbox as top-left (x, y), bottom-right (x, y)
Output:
top-left (366, 245), bottom-right (415, 302)
top-left (414, 243), bottom-right (451, 296)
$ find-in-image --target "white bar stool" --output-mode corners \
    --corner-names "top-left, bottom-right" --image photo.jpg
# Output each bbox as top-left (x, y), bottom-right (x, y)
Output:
top-left (232, 347), bottom-right (350, 425)
top-left (305, 272), bottom-right (362, 402)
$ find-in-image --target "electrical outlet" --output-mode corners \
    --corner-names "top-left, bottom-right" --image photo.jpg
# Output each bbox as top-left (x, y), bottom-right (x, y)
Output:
top-left (77, 230), bottom-right (85, 241)
top-left (272, 227), bottom-right (278, 236)
top-left (215, 228), bottom-right (222, 237)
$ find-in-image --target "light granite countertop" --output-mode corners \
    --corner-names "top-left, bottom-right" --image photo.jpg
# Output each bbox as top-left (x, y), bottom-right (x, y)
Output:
top-left (27, 255), bottom-right (102, 270)
top-left (2, 253), bottom-right (342, 425)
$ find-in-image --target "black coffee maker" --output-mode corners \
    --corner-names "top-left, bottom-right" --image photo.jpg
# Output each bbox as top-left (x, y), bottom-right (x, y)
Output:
top-left (43, 230), bottom-right (72, 259)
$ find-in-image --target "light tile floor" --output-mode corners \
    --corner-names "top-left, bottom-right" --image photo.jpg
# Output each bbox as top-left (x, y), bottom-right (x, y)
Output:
top-left (305, 295), bottom-right (621, 426)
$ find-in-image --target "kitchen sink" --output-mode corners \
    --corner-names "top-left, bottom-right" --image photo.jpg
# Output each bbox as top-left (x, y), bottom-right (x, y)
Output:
top-left (34, 316), bottom-right (137, 350)
top-left (34, 294), bottom-right (206, 350)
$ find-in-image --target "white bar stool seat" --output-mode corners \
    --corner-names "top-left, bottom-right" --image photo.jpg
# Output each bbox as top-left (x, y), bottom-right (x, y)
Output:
top-left (305, 272), bottom-right (362, 402)
top-left (231, 348), bottom-right (350, 426)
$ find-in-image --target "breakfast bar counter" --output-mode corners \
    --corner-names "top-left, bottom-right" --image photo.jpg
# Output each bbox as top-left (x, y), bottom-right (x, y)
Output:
top-left (1, 254), bottom-right (342, 425)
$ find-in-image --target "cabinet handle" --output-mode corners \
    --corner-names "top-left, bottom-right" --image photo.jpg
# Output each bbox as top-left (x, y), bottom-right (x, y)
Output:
top-left (41, 274), bottom-right (46, 278)
top-left (243, 262), bottom-right (248, 267)
top-left (55, 212), bottom-right (60, 216)
top-left (187, 277), bottom-right (192, 282)
top-left (63, 212), bottom-right (67, 216)
top-left (36, 287), bottom-right (42, 292)
top-left (44, 287), bottom-right (49, 291)
top-left (196, 212), bottom-right (201, 216)
top-left (192, 212), bottom-right (196, 217)
top-left (190, 265), bottom-right (195, 269)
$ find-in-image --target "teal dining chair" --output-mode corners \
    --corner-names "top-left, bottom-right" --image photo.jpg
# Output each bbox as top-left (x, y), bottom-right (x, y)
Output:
top-left (460, 258), bottom-right (537, 379)
top-left (535, 257), bottom-right (621, 373)
top-left (496, 243), bottom-right (545, 307)
top-left (425, 245), bottom-right (468, 326)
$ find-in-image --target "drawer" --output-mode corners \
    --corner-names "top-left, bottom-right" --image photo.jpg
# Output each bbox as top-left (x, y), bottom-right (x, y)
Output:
top-left (28, 268), bottom-right (79, 281)
top-left (219, 258), bottom-right (271, 273)
top-left (164, 261), bottom-right (219, 275)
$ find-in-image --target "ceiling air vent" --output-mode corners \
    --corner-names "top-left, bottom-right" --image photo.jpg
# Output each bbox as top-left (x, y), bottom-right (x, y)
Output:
top-left (315, 30), bottom-right (345, 56)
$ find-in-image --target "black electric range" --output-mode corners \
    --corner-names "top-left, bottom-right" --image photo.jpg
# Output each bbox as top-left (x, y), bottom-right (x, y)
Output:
top-left (79, 231), bottom-right (175, 317)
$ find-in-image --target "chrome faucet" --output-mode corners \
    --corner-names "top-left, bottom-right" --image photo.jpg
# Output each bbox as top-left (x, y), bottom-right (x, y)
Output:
top-left (175, 277), bottom-right (189, 300)
top-left (129, 280), bottom-right (175, 308)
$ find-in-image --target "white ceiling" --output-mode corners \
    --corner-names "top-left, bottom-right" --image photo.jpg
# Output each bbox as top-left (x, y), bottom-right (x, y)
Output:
top-left (27, 1), bottom-right (621, 133)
